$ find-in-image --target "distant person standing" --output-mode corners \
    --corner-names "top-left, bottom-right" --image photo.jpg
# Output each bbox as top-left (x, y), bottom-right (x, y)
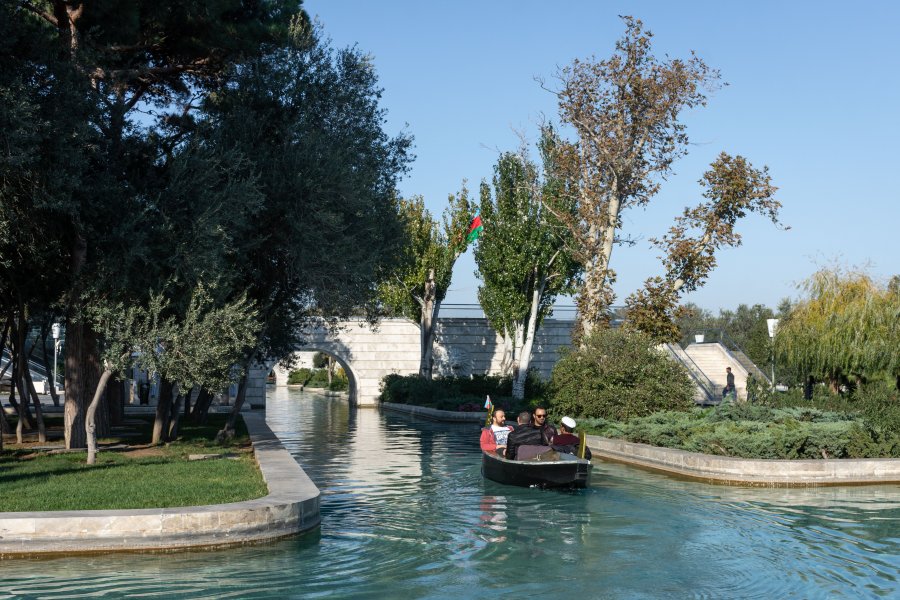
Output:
top-left (804, 375), bottom-right (814, 400)
top-left (723, 367), bottom-right (736, 402)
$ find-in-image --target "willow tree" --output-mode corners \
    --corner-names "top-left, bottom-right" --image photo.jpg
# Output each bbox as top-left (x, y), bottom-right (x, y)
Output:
top-left (776, 268), bottom-right (900, 392)
top-left (475, 131), bottom-right (580, 399)
top-left (623, 153), bottom-right (784, 342)
top-left (549, 16), bottom-right (720, 337)
top-left (379, 191), bottom-right (472, 379)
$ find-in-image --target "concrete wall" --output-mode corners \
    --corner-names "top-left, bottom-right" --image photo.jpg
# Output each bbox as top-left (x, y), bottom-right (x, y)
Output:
top-left (252, 317), bottom-right (575, 407)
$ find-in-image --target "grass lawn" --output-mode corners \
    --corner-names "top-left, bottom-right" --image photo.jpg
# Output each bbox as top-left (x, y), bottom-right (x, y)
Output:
top-left (0, 414), bottom-right (268, 512)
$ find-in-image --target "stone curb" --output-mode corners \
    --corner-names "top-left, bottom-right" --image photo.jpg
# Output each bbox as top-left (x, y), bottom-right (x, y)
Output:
top-left (0, 413), bottom-right (320, 556)
top-left (587, 435), bottom-right (900, 487)
top-left (381, 402), bottom-right (487, 423)
top-left (370, 403), bottom-right (900, 486)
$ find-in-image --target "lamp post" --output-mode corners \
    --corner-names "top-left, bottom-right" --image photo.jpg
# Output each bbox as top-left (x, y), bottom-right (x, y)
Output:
top-left (51, 323), bottom-right (61, 392)
top-left (766, 318), bottom-right (779, 390)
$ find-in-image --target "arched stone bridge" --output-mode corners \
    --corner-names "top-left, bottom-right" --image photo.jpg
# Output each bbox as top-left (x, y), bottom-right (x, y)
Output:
top-left (244, 317), bottom-right (575, 407)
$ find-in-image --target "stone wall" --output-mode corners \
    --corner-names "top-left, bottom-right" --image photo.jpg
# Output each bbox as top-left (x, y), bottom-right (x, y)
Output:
top-left (255, 317), bottom-right (575, 407)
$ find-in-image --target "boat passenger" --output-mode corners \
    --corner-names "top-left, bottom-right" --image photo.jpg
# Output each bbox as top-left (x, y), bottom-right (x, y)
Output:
top-left (480, 409), bottom-right (513, 454)
top-left (532, 407), bottom-right (558, 445)
top-left (551, 416), bottom-right (592, 459)
top-left (505, 411), bottom-right (544, 460)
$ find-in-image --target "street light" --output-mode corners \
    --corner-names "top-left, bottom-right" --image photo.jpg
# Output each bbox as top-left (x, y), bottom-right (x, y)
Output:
top-left (766, 318), bottom-right (779, 390)
top-left (51, 322), bottom-right (61, 392)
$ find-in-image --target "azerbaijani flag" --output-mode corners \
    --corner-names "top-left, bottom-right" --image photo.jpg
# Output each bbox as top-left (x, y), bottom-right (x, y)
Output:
top-left (466, 211), bottom-right (483, 243)
top-left (484, 395), bottom-right (492, 409)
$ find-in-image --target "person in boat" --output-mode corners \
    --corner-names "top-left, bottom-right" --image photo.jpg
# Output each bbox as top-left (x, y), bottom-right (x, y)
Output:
top-left (505, 411), bottom-right (545, 460)
top-left (551, 416), bottom-right (592, 460)
top-left (480, 409), bottom-right (513, 454)
top-left (532, 407), bottom-right (557, 445)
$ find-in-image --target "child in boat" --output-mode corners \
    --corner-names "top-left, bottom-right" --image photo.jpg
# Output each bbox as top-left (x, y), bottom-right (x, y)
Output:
top-left (480, 409), bottom-right (513, 454)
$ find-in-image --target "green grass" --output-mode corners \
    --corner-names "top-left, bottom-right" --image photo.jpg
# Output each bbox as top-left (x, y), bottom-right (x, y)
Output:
top-left (0, 415), bottom-right (268, 512)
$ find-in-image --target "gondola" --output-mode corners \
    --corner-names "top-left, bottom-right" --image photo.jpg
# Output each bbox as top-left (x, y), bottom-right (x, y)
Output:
top-left (482, 448), bottom-right (593, 489)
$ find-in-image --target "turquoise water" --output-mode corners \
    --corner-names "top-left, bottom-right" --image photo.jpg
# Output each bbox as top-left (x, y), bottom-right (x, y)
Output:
top-left (2, 387), bottom-right (899, 599)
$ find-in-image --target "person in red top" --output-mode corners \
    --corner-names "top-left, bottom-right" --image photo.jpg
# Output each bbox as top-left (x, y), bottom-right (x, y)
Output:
top-left (551, 416), bottom-right (592, 459)
top-left (480, 409), bottom-right (513, 454)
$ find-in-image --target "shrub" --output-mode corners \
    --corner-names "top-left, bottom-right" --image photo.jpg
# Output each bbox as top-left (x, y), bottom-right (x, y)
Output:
top-left (287, 368), bottom-right (311, 385)
top-left (856, 381), bottom-right (900, 435)
top-left (548, 328), bottom-right (695, 420)
top-left (378, 373), bottom-right (538, 414)
top-left (579, 405), bottom-right (900, 459)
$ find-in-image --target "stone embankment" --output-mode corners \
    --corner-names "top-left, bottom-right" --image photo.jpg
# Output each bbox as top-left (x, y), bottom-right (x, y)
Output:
top-left (381, 403), bottom-right (900, 486)
top-left (0, 413), bottom-right (319, 557)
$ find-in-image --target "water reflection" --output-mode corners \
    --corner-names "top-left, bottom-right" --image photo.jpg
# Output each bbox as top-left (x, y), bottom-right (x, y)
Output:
top-left (1, 387), bottom-right (898, 599)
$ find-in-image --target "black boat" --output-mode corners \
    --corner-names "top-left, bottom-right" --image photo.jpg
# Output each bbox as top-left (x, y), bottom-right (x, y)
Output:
top-left (482, 449), bottom-right (593, 489)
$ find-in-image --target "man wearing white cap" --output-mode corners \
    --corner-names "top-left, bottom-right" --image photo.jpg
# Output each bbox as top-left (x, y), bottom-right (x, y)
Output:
top-left (551, 416), bottom-right (592, 459)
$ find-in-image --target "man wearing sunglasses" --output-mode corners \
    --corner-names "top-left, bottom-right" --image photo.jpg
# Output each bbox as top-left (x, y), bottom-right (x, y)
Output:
top-left (532, 407), bottom-right (557, 446)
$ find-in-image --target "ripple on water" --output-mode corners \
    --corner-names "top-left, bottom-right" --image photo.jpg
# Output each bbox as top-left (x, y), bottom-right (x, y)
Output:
top-left (1, 389), bottom-right (898, 599)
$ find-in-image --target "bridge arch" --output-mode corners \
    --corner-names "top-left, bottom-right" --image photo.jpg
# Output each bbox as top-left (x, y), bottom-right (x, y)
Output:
top-left (270, 344), bottom-right (360, 405)
top-left (244, 317), bottom-right (575, 409)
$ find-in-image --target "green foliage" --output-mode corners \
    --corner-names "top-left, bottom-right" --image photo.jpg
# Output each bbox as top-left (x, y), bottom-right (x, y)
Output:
top-left (777, 267), bottom-right (900, 386)
top-left (287, 368), bottom-right (312, 385)
top-left (475, 129), bottom-right (580, 348)
top-left (553, 16), bottom-right (721, 333)
top-left (583, 405), bottom-right (900, 459)
top-left (548, 328), bottom-right (695, 420)
top-left (378, 189), bottom-right (474, 323)
top-left (379, 373), bottom-right (541, 413)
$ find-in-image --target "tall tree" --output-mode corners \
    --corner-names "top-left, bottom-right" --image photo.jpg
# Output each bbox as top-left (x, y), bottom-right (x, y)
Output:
top-left (475, 130), bottom-right (580, 399)
top-left (11, 0), bottom-right (303, 448)
top-left (197, 29), bottom-right (412, 438)
top-left (549, 16), bottom-right (720, 337)
top-left (776, 267), bottom-right (900, 392)
top-left (379, 191), bottom-right (473, 379)
top-left (623, 153), bottom-right (784, 342)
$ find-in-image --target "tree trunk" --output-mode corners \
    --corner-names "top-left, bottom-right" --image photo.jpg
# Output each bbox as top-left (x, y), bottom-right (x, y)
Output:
top-left (191, 388), bottom-right (214, 425)
top-left (23, 369), bottom-right (47, 443)
top-left (65, 233), bottom-right (88, 449)
top-left (83, 326), bottom-right (110, 438)
top-left (107, 377), bottom-right (124, 426)
top-left (168, 393), bottom-right (184, 440)
top-left (86, 369), bottom-right (113, 465)
top-left (152, 378), bottom-right (174, 445)
top-left (419, 269), bottom-right (439, 379)
top-left (0, 406), bottom-right (6, 449)
top-left (512, 276), bottom-right (547, 401)
top-left (217, 373), bottom-right (248, 443)
top-left (64, 318), bottom-right (87, 449)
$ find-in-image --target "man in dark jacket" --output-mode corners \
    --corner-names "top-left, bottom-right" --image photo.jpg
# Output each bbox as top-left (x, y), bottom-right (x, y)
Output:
top-left (533, 406), bottom-right (557, 445)
top-left (505, 411), bottom-right (543, 460)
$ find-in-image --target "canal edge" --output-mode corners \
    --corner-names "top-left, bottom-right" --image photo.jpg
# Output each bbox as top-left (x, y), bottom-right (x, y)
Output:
top-left (0, 412), bottom-right (321, 557)
top-left (382, 403), bottom-right (900, 486)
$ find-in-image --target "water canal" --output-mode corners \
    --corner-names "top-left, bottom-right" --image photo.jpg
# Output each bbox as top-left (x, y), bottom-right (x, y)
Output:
top-left (2, 387), bottom-right (899, 598)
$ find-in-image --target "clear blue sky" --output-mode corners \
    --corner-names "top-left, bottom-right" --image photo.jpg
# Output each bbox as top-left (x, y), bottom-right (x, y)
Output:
top-left (307, 0), bottom-right (900, 313)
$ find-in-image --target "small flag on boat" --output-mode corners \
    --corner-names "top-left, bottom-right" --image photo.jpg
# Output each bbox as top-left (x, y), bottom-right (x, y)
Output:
top-left (484, 395), bottom-right (492, 409)
top-left (466, 211), bottom-right (483, 243)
